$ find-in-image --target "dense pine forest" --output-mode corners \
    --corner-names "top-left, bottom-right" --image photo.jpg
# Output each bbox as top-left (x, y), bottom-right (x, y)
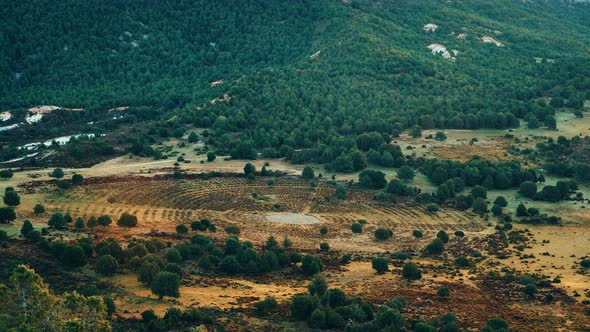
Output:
top-left (1, 0), bottom-right (589, 167)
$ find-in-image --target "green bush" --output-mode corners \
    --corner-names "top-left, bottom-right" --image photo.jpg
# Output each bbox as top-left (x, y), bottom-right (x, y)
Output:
top-left (374, 228), bottom-right (392, 241)
top-left (425, 238), bottom-right (444, 255)
top-left (165, 249), bottom-right (182, 263)
top-left (254, 296), bottom-right (277, 314)
top-left (117, 212), bottom-right (138, 228)
top-left (151, 272), bottom-right (180, 299)
top-left (523, 284), bottom-right (537, 298)
top-left (291, 295), bottom-right (317, 321)
top-left (21, 220), bottom-right (34, 237)
top-left (0, 207), bottom-right (16, 224)
top-left (0, 169), bottom-right (14, 178)
top-left (3, 191), bottom-right (20, 206)
top-left (402, 262), bottom-right (421, 281)
top-left (33, 204), bottom-right (45, 214)
top-left (308, 274), bottom-right (328, 296)
top-left (62, 245), bottom-right (88, 267)
top-left (426, 203), bottom-right (439, 214)
top-left (301, 255), bottom-right (323, 276)
top-left (371, 257), bottom-right (389, 274)
top-left (302, 166), bottom-right (315, 179)
top-left (96, 255), bottom-right (119, 276)
top-left (219, 255), bottom-right (241, 274)
top-left (176, 224), bottom-right (188, 234)
top-left (50, 168), bottom-right (64, 178)
top-left (436, 230), bottom-right (449, 243)
top-left (351, 223), bottom-right (362, 234)
top-left (98, 215), bottom-right (112, 226)
top-left (48, 213), bottom-right (66, 229)
top-left (437, 286), bottom-right (449, 298)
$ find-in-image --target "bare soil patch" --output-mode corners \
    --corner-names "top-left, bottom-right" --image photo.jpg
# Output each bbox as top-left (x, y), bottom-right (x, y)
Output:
top-left (265, 212), bottom-right (320, 225)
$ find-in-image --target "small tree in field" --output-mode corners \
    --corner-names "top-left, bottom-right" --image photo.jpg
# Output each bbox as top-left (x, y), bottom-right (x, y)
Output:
top-left (21, 220), bottom-right (34, 237)
top-left (472, 198), bottom-right (488, 214)
top-left (0, 207), bottom-right (16, 224)
top-left (96, 255), bottom-right (119, 276)
top-left (3, 190), bottom-right (20, 206)
top-left (72, 174), bottom-right (84, 185)
top-left (491, 204), bottom-right (503, 216)
top-left (335, 185), bottom-right (347, 199)
top-left (374, 228), bottom-right (393, 241)
top-left (426, 203), bottom-right (439, 214)
top-left (308, 274), bottom-right (328, 296)
top-left (48, 213), bottom-right (66, 229)
top-left (117, 213), bottom-right (137, 228)
top-left (519, 181), bottom-right (537, 198)
top-left (301, 255), bottom-right (323, 276)
top-left (436, 230), bottom-right (449, 243)
top-left (176, 224), bottom-right (188, 234)
top-left (87, 216), bottom-right (98, 229)
top-left (50, 168), bottom-right (64, 178)
top-left (302, 166), bottom-right (315, 179)
top-left (435, 131), bottom-right (447, 141)
top-left (397, 166), bottom-right (415, 181)
top-left (33, 204), bottom-right (45, 214)
top-left (98, 215), bottom-right (112, 227)
top-left (351, 223), bottom-right (362, 234)
top-left (523, 284), bottom-right (537, 299)
top-left (516, 203), bottom-right (528, 217)
top-left (244, 163), bottom-right (256, 176)
top-left (493, 196), bottom-right (508, 207)
top-left (371, 257), bottom-right (389, 274)
top-left (75, 217), bottom-right (85, 230)
top-left (151, 272), bottom-right (180, 299)
top-left (402, 262), bottom-right (422, 281)
top-left (410, 125), bottom-right (422, 138)
top-left (426, 239), bottom-right (444, 255)
top-left (437, 286), bottom-right (449, 300)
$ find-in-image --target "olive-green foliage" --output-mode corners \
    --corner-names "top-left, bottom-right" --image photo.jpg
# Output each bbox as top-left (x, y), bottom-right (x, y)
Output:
top-left (96, 255), bottom-right (119, 276)
top-left (33, 204), bottom-right (45, 214)
top-left (402, 262), bottom-right (422, 281)
top-left (117, 212), bottom-right (138, 228)
top-left (151, 272), bottom-right (180, 299)
top-left (301, 255), bottom-right (323, 276)
top-left (48, 212), bottom-right (66, 229)
top-left (351, 223), bottom-right (362, 234)
top-left (254, 296), bottom-right (278, 314)
top-left (97, 215), bottom-right (112, 226)
top-left (374, 228), bottom-right (393, 241)
top-left (3, 190), bottom-right (20, 206)
top-left (426, 238), bottom-right (445, 255)
top-left (308, 274), bottom-right (328, 296)
top-left (371, 257), bottom-right (389, 274)
top-left (302, 166), bottom-right (315, 179)
top-left (21, 220), bottom-right (34, 237)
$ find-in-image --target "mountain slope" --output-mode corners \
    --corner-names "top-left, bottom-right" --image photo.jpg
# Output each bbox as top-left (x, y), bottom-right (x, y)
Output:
top-left (0, 0), bottom-right (589, 167)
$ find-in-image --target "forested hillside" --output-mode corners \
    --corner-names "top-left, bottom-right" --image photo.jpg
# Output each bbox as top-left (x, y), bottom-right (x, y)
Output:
top-left (1, 0), bottom-right (590, 167)
top-left (0, 0), bottom-right (323, 108)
